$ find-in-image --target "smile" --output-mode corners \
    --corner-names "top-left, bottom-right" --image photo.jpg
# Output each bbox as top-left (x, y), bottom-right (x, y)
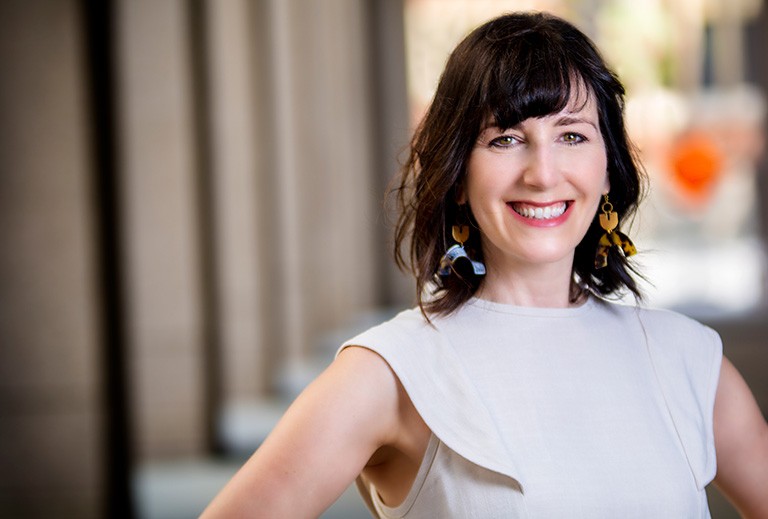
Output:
top-left (510, 201), bottom-right (568, 221)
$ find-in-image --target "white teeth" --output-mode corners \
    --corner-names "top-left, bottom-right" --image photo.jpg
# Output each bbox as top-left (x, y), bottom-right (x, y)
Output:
top-left (513, 202), bottom-right (566, 220)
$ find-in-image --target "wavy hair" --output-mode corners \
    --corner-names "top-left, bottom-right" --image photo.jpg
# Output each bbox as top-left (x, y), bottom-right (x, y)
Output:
top-left (393, 11), bottom-right (645, 316)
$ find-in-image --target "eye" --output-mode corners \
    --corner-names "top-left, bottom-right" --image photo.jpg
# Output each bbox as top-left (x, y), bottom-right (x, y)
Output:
top-left (562, 132), bottom-right (586, 145)
top-left (489, 135), bottom-right (519, 148)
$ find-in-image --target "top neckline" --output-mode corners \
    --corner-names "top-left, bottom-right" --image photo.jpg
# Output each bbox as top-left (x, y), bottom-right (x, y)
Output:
top-left (465, 294), bottom-right (598, 318)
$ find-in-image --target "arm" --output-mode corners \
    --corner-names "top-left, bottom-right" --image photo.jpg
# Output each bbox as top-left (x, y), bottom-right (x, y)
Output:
top-left (713, 356), bottom-right (768, 519)
top-left (201, 346), bottom-right (402, 518)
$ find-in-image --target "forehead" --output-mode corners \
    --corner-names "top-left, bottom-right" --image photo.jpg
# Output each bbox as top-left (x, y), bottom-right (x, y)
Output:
top-left (559, 88), bottom-right (599, 117)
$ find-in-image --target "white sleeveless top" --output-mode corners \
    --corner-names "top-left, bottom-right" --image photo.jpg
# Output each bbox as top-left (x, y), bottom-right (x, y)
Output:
top-left (339, 297), bottom-right (722, 518)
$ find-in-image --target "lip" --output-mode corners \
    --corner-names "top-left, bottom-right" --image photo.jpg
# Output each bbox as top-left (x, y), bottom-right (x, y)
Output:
top-left (507, 200), bottom-right (572, 227)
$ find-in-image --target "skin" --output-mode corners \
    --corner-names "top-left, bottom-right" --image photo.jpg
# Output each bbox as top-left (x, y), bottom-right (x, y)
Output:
top-left (201, 346), bottom-right (430, 518)
top-left (459, 93), bottom-right (609, 308)
top-left (713, 358), bottom-right (768, 518)
top-left (201, 93), bottom-right (768, 517)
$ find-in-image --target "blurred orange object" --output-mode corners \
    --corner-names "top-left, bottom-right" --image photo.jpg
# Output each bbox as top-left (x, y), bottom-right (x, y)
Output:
top-left (668, 131), bottom-right (724, 205)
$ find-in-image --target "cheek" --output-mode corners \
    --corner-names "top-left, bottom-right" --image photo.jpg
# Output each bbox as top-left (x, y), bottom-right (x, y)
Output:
top-left (465, 155), bottom-right (508, 201)
top-left (585, 152), bottom-right (609, 194)
top-left (598, 146), bottom-right (609, 186)
top-left (464, 160), bottom-right (487, 207)
top-left (466, 179), bottom-right (499, 215)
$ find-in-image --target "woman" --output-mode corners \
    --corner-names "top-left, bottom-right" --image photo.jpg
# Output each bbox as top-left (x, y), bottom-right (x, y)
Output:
top-left (203, 12), bottom-right (768, 518)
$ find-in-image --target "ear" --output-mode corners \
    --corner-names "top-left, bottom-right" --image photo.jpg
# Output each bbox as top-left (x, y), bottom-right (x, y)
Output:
top-left (602, 172), bottom-right (610, 195)
top-left (456, 183), bottom-right (467, 205)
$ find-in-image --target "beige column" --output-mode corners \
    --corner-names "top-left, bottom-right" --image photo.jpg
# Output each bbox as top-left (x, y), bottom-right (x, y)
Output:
top-left (297, 0), bottom-right (379, 331)
top-left (0, 1), bottom-right (104, 516)
top-left (114, 0), bottom-right (206, 459)
top-left (266, 0), bottom-right (307, 379)
top-left (369, 0), bottom-right (414, 306)
top-left (202, 0), bottom-right (266, 402)
top-left (255, 0), bottom-right (384, 393)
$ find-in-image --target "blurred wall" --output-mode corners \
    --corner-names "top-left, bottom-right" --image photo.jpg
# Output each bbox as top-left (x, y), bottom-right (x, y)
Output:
top-left (0, 0), bottom-right (409, 516)
top-left (0, 1), bottom-right (105, 517)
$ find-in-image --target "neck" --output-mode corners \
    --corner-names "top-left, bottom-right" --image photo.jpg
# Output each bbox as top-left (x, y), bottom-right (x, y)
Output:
top-left (475, 259), bottom-right (579, 308)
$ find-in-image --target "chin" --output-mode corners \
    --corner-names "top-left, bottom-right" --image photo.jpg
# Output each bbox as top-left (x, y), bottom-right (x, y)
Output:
top-left (518, 243), bottom-right (578, 265)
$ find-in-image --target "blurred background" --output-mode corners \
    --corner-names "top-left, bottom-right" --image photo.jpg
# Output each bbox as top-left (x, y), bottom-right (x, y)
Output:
top-left (0, 0), bottom-right (765, 517)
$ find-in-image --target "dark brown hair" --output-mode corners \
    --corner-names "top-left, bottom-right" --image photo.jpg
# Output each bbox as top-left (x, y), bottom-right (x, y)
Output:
top-left (394, 11), bottom-right (645, 316)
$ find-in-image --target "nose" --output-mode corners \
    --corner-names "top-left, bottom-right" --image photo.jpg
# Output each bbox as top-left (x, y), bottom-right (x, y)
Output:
top-left (521, 144), bottom-right (560, 190)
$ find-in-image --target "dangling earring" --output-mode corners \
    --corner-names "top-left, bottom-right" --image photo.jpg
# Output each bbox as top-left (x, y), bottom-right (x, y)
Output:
top-left (594, 194), bottom-right (637, 269)
top-left (437, 222), bottom-right (486, 277)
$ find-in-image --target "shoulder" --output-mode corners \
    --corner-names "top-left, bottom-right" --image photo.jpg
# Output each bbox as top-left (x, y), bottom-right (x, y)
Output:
top-left (316, 345), bottom-right (407, 448)
top-left (636, 304), bottom-right (717, 334)
top-left (337, 307), bottom-right (439, 361)
top-left (599, 299), bottom-right (722, 352)
top-left (633, 303), bottom-right (723, 388)
top-left (637, 304), bottom-right (723, 362)
top-left (596, 299), bottom-right (723, 399)
top-left (334, 308), bottom-right (438, 421)
top-left (352, 307), bottom-right (434, 337)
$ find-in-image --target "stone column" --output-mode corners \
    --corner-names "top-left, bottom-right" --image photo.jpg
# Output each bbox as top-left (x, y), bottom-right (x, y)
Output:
top-left (198, 0), bottom-right (267, 408)
top-left (114, 0), bottom-right (206, 459)
top-left (0, 1), bottom-right (104, 516)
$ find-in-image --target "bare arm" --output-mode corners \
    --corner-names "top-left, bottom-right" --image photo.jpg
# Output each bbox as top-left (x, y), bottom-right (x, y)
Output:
top-left (713, 356), bottom-right (768, 519)
top-left (201, 346), bottom-right (401, 518)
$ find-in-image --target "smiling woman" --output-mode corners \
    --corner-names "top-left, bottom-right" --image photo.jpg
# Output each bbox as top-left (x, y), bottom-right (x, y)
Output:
top-left (202, 12), bottom-right (768, 519)
top-left (395, 15), bottom-right (644, 315)
top-left (462, 94), bottom-right (609, 303)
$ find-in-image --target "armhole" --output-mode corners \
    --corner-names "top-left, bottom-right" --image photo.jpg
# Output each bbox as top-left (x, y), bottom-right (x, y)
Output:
top-left (368, 433), bottom-right (440, 518)
top-left (703, 326), bottom-right (724, 484)
top-left (338, 332), bottom-right (526, 488)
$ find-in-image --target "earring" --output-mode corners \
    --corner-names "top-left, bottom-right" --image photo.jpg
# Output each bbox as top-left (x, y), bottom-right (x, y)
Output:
top-left (437, 224), bottom-right (486, 277)
top-left (594, 194), bottom-right (637, 269)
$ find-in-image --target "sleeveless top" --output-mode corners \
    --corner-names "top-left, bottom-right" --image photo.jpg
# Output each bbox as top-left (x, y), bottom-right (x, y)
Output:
top-left (338, 296), bottom-right (723, 518)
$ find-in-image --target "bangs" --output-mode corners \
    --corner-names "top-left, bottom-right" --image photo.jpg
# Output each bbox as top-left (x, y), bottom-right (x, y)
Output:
top-left (480, 37), bottom-right (594, 130)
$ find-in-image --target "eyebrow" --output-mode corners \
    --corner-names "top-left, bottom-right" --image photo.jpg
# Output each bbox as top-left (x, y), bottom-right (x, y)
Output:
top-left (555, 114), bottom-right (599, 130)
top-left (480, 113), bottom-right (599, 132)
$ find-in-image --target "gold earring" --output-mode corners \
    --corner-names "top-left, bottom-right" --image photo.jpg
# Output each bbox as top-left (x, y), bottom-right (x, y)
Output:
top-left (595, 195), bottom-right (636, 269)
top-left (437, 222), bottom-right (486, 277)
top-left (452, 225), bottom-right (470, 245)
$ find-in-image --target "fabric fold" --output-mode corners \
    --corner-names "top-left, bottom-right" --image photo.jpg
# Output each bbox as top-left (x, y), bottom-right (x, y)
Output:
top-left (339, 308), bottom-right (527, 488)
top-left (336, 298), bottom-right (721, 517)
top-left (637, 308), bottom-right (722, 490)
